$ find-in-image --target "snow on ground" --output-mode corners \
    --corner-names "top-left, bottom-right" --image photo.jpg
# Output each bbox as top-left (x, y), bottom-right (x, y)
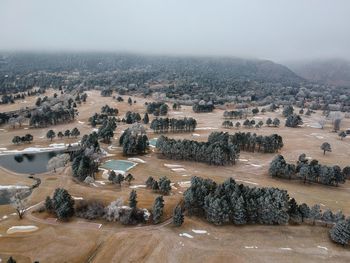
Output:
top-left (128, 158), bottom-right (146, 163)
top-left (171, 168), bottom-right (187, 172)
top-left (1, 215), bottom-right (8, 220)
top-left (317, 246), bottom-right (328, 251)
top-left (39, 136), bottom-right (45, 139)
top-left (108, 145), bottom-right (119, 151)
top-left (0, 129), bottom-right (7, 132)
top-left (249, 164), bottom-right (262, 168)
top-left (244, 246), bottom-right (258, 249)
top-left (0, 142), bottom-right (80, 155)
top-left (7, 225), bottom-right (39, 234)
top-left (181, 174), bottom-right (190, 177)
top-left (164, 164), bottom-right (183, 168)
top-left (91, 183), bottom-right (99, 187)
top-left (24, 127), bottom-right (29, 130)
top-left (238, 158), bottom-right (249, 162)
top-left (78, 121), bottom-right (85, 124)
top-left (72, 196), bottom-right (84, 200)
top-left (179, 233), bottom-right (194, 239)
top-left (235, 179), bottom-right (259, 186)
top-left (178, 181), bottom-right (191, 187)
top-left (129, 185), bottom-right (147, 189)
top-left (279, 247), bottom-right (292, 251)
top-left (196, 127), bottom-right (219, 130)
top-left (0, 185), bottom-right (30, 190)
top-left (0, 148), bottom-right (8, 151)
top-left (192, 133), bottom-right (200, 137)
top-left (95, 180), bottom-right (106, 185)
top-left (92, 128), bottom-right (99, 132)
top-left (192, 229), bottom-right (207, 234)
top-left (172, 112), bottom-right (184, 115)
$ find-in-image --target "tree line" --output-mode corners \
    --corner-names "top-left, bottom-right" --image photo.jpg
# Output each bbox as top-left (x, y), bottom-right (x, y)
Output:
top-left (150, 117), bottom-right (197, 133)
top-left (12, 134), bottom-right (33, 144)
top-left (119, 124), bottom-right (149, 155)
top-left (269, 154), bottom-right (347, 186)
top-left (156, 134), bottom-right (240, 166)
top-left (192, 102), bottom-right (214, 113)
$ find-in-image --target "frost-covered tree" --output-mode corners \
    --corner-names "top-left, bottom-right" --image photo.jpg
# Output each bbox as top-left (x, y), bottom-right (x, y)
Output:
top-left (152, 196), bottom-right (164, 224)
top-left (173, 205), bottom-right (184, 227)
top-left (329, 218), bottom-right (350, 245)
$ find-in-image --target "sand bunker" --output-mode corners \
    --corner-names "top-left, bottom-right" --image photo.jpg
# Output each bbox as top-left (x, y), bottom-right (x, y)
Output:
top-left (128, 158), bottom-right (146, 163)
top-left (7, 225), bottom-right (39, 234)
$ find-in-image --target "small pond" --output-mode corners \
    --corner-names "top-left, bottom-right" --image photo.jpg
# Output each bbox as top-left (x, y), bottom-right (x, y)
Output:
top-left (100, 160), bottom-right (137, 172)
top-left (0, 151), bottom-right (61, 174)
top-left (149, 138), bottom-right (158, 147)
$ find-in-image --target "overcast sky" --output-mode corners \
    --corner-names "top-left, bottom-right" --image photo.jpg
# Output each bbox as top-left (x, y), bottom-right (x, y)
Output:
top-left (1, 0), bottom-right (349, 62)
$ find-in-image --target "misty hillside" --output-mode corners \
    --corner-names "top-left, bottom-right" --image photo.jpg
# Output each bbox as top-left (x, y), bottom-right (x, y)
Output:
top-left (288, 59), bottom-right (350, 87)
top-left (0, 53), bottom-right (302, 85)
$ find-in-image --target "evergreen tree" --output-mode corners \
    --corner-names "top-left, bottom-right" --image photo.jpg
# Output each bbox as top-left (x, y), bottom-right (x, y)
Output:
top-left (329, 218), bottom-right (350, 245)
top-left (266, 118), bottom-right (272, 126)
top-left (232, 196), bottom-right (247, 225)
top-left (46, 129), bottom-right (56, 141)
top-left (143, 113), bottom-right (149, 124)
top-left (145, 176), bottom-right (155, 188)
top-left (321, 142), bottom-right (332, 155)
top-left (173, 205), bottom-right (184, 226)
top-left (129, 190), bottom-right (137, 208)
top-left (125, 173), bottom-right (135, 185)
top-left (152, 196), bottom-right (164, 224)
top-left (52, 188), bottom-right (75, 220)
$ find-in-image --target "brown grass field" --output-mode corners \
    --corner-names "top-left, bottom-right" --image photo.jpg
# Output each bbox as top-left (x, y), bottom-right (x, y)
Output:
top-left (0, 90), bottom-right (350, 262)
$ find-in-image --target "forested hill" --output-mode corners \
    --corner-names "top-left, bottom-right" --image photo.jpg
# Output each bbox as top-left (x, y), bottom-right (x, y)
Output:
top-left (0, 53), bottom-right (302, 85)
top-left (287, 59), bottom-right (350, 87)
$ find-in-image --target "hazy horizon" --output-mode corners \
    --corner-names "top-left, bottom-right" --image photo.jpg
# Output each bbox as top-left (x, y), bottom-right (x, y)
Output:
top-left (1, 0), bottom-right (350, 62)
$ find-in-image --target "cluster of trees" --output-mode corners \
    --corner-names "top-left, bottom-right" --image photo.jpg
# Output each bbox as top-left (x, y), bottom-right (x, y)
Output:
top-left (269, 154), bottom-right (347, 186)
top-left (101, 104), bottom-right (118, 116)
top-left (119, 124), bottom-right (149, 155)
top-left (183, 176), bottom-right (347, 231)
top-left (146, 102), bottom-right (169, 116)
top-left (88, 113), bottom-right (110, 127)
top-left (71, 132), bottom-right (101, 182)
top-left (30, 105), bottom-right (76, 128)
top-left (45, 188), bottom-right (75, 220)
top-left (97, 118), bottom-right (117, 143)
top-left (100, 88), bottom-right (113, 97)
top-left (192, 101), bottom-right (214, 113)
top-left (156, 134), bottom-right (240, 166)
top-left (108, 170), bottom-right (135, 186)
top-left (223, 119), bottom-right (266, 129)
top-left (285, 114), bottom-right (303, 128)
top-left (266, 117), bottom-right (280, 127)
top-left (145, 176), bottom-right (172, 195)
top-left (150, 117), bottom-right (197, 133)
top-left (223, 110), bottom-right (246, 119)
top-left (228, 132), bottom-right (283, 153)
top-left (46, 127), bottom-right (80, 141)
top-left (12, 134), bottom-right (33, 144)
top-left (125, 111), bottom-right (141, 124)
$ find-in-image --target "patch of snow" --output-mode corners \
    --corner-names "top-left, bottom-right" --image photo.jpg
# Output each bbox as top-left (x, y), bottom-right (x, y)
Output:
top-left (92, 128), bottom-right (99, 132)
top-left (317, 246), bottom-right (328, 251)
top-left (0, 148), bottom-right (8, 151)
top-left (164, 164), bottom-right (183, 168)
top-left (181, 174), bottom-right (190, 177)
top-left (316, 136), bottom-right (324, 139)
top-left (78, 121), bottom-right (85, 124)
top-left (244, 246), bottom-right (258, 249)
top-left (24, 127), bottom-right (29, 130)
top-left (72, 196), bottom-right (84, 200)
top-left (236, 179), bottom-right (259, 186)
top-left (128, 158), bottom-right (146, 163)
top-left (7, 225), bottom-right (38, 234)
top-left (2, 215), bottom-right (8, 220)
top-left (129, 185), bottom-right (147, 189)
top-left (279, 247), bottom-right (292, 251)
top-left (196, 127), bottom-right (219, 130)
top-left (192, 229), bottom-right (207, 234)
top-left (238, 159), bottom-right (249, 162)
top-left (178, 181), bottom-right (191, 187)
top-left (91, 183), bottom-right (99, 187)
top-left (172, 112), bottom-right (184, 115)
top-left (320, 203), bottom-right (326, 207)
top-left (39, 136), bottom-right (45, 139)
top-left (179, 233), bottom-right (194, 239)
top-left (172, 168), bottom-right (186, 172)
top-left (249, 164), bottom-right (262, 168)
top-left (0, 185), bottom-right (29, 190)
top-left (192, 133), bottom-right (200, 137)
top-left (178, 191), bottom-right (183, 194)
top-left (95, 180), bottom-right (106, 185)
